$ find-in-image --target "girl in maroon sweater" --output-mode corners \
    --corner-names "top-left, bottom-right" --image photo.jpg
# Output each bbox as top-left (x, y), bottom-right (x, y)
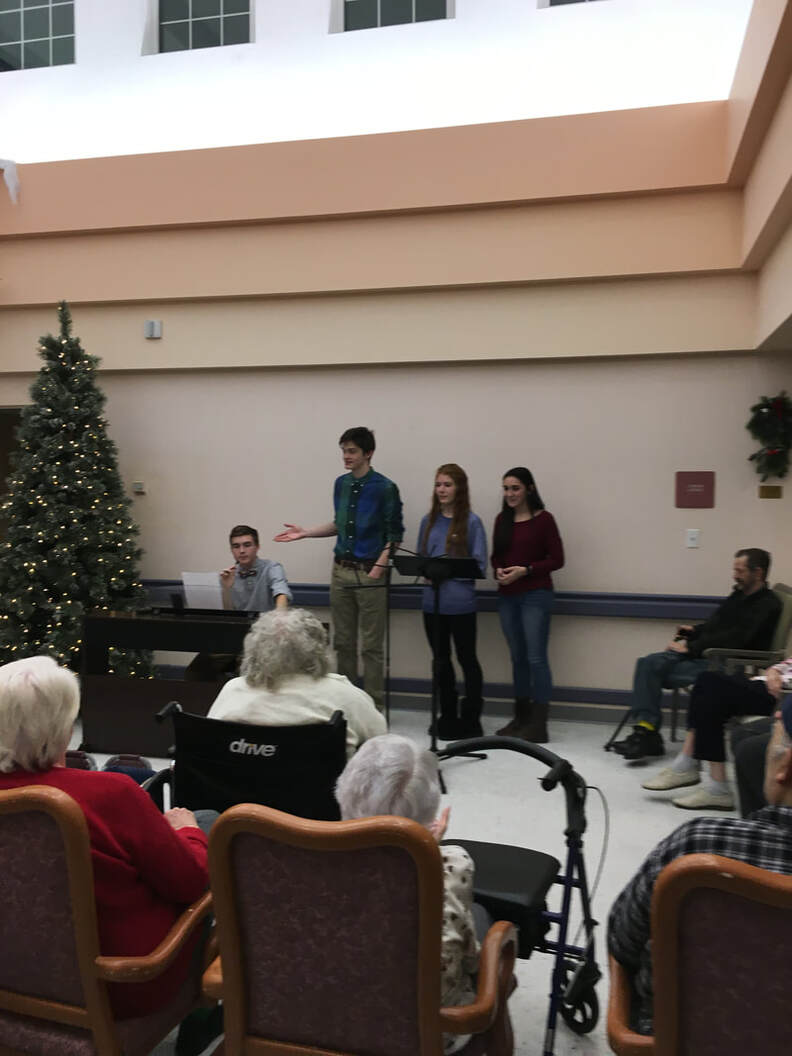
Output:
top-left (0, 656), bottom-right (209, 1020)
top-left (491, 467), bottom-right (564, 742)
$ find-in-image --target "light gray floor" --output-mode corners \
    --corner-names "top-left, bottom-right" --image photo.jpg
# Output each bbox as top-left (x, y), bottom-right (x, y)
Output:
top-left (75, 710), bottom-right (736, 1056)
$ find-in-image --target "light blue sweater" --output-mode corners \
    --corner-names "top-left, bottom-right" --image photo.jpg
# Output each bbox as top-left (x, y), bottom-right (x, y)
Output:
top-left (417, 512), bottom-right (487, 615)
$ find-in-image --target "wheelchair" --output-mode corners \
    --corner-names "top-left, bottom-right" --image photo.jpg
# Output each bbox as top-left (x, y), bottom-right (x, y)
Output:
top-left (144, 701), bottom-right (347, 820)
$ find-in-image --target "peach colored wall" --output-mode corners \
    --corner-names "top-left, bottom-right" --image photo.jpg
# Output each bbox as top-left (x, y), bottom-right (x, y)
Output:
top-left (1, 192), bottom-right (744, 309)
top-left (2, 63), bottom-right (791, 362)
top-left (757, 218), bottom-right (792, 346)
top-left (0, 277), bottom-right (757, 375)
top-left (2, 96), bottom-right (787, 365)
top-left (727, 0), bottom-right (792, 183)
top-left (742, 70), bottom-right (792, 267)
top-left (0, 103), bottom-right (731, 240)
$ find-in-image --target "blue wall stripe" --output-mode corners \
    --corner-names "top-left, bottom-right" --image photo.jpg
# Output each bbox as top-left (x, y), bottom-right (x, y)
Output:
top-left (144, 580), bottom-right (721, 621)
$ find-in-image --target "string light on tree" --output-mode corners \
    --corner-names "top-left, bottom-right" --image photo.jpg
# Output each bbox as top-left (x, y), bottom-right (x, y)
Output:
top-left (0, 301), bottom-right (152, 676)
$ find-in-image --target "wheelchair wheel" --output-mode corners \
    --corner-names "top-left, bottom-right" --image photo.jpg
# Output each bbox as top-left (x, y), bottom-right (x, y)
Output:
top-left (560, 985), bottom-right (599, 1035)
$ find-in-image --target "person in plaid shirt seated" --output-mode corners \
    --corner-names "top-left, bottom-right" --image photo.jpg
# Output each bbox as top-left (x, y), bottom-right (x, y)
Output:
top-left (275, 426), bottom-right (403, 712)
top-left (608, 694), bottom-right (792, 1034)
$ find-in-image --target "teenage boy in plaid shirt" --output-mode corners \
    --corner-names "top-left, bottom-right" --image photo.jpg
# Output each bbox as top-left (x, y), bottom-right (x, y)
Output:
top-left (275, 427), bottom-right (403, 712)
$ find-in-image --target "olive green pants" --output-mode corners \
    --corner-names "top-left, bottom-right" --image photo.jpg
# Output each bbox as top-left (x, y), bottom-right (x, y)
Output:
top-left (329, 562), bottom-right (388, 712)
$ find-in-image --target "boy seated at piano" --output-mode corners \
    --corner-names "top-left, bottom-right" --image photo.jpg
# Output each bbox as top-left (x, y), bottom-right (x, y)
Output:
top-left (185, 524), bottom-right (292, 681)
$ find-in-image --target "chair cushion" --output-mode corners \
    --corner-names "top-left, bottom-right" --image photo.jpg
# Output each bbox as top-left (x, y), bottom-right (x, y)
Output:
top-left (0, 972), bottom-right (199, 1056)
top-left (0, 1012), bottom-right (95, 1056)
top-left (233, 835), bottom-right (422, 1056)
top-left (0, 811), bottom-right (85, 1006)
top-left (675, 886), bottom-right (792, 1056)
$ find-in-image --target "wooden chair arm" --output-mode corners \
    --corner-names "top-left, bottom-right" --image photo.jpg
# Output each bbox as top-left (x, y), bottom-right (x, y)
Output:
top-left (202, 955), bottom-right (224, 1001)
top-left (439, 920), bottom-right (517, 1035)
top-left (606, 955), bottom-right (653, 1055)
top-left (95, 890), bottom-right (213, 983)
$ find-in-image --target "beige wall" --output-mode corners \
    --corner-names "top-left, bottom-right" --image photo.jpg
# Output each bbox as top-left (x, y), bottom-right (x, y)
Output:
top-left (69, 350), bottom-right (789, 692)
top-left (1, 191), bottom-right (745, 309)
top-left (758, 219), bottom-right (792, 346)
top-left (742, 66), bottom-right (792, 268)
top-left (727, 0), bottom-right (792, 182)
top-left (0, 276), bottom-right (759, 374)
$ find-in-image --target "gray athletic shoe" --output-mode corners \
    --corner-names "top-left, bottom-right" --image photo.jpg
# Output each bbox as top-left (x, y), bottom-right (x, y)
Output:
top-left (672, 786), bottom-right (735, 811)
top-left (641, 766), bottom-right (700, 791)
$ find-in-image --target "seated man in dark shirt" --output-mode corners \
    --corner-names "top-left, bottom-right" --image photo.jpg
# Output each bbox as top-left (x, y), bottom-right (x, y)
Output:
top-left (613, 548), bottom-right (781, 762)
top-left (609, 694), bottom-right (792, 1034)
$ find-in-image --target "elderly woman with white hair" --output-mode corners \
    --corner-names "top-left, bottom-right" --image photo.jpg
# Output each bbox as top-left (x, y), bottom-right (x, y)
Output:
top-left (207, 607), bottom-right (386, 757)
top-left (336, 733), bottom-right (483, 1054)
top-left (0, 655), bottom-right (210, 1022)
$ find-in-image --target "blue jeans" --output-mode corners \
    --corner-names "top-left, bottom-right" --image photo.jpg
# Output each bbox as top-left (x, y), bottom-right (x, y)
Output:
top-left (497, 589), bottom-right (554, 704)
top-left (630, 650), bottom-right (709, 730)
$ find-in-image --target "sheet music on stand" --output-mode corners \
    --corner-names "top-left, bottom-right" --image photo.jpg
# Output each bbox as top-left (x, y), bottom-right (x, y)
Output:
top-left (181, 572), bottom-right (223, 610)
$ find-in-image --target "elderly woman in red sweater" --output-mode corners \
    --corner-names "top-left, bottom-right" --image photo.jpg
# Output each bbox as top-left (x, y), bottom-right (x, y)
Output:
top-left (0, 655), bottom-right (209, 1021)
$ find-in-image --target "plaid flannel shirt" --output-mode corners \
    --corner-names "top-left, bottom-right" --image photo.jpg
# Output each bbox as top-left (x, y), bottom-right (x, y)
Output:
top-left (333, 468), bottom-right (403, 561)
top-left (607, 805), bottom-right (792, 1024)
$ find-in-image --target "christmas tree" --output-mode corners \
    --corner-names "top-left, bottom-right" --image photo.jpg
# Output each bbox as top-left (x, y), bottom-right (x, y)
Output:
top-left (0, 302), bottom-right (152, 674)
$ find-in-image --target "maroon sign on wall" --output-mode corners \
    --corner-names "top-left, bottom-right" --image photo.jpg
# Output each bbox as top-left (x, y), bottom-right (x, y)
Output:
top-left (675, 471), bottom-right (715, 508)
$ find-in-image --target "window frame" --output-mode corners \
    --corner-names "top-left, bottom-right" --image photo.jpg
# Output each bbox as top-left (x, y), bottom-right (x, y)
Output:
top-left (331, 0), bottom-right (455, 34)
top-left (0, 0), bottom-right (75, 73)
top-left (148, 0), bottom-right (254, 56)
top-left (536, 1), bottom-right (607, 8)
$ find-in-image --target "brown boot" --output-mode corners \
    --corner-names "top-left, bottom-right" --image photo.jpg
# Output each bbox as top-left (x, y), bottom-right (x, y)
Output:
top-left (496, 698), bottom-right (532, 737)
top-left (518, 700), bottom-right (549, 743)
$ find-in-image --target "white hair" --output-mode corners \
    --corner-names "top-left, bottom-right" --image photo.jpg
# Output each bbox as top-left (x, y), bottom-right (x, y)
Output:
top-left (336, 734), bottom-right (441, 826)
top-left (0, 657), bottom-right (80, 773)
top-left (240, 608), bottom-right (330, 691)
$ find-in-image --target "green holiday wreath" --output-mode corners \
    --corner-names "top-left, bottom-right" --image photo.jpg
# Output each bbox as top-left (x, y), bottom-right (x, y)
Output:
top-left (746, 390), bottom-right (792, 480)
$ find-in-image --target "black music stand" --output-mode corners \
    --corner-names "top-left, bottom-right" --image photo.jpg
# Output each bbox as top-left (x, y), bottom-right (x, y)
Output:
top-left (394, 554), bottom-right (487, 790)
